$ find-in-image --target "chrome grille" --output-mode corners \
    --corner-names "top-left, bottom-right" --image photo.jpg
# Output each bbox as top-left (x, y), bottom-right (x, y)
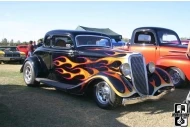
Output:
top-left (4, 53), bottom-right (20, 57)
top-left (5, 54), bottom-right (12, 57)
top-left (130, 55), bottom-right (148, 95)
top-left (13, 54), bottom-right (20, 57)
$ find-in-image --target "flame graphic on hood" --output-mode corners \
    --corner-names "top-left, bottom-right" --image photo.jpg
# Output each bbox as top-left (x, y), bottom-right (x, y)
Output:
top-left (53, 53), bottom-right (126, 81)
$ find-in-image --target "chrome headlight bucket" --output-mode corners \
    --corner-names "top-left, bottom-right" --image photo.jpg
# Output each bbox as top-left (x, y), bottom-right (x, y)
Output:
top-left (120, 63), bottom-right (131, 77)
top-left (0, 54), bottom-right (4, 57)
top-left (147, 62), bottom-right (155, 74)
top-left (20, 52), bottom-right (26, 57)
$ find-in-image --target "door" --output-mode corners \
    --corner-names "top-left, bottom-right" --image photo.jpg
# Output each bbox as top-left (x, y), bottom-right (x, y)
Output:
top-left (50, 35), bottom-right (80, 85)
top-left (130, 30), bottom-right (158, 64)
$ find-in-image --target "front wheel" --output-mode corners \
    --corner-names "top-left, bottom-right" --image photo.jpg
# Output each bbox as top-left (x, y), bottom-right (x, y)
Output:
top-left (93, 81), bottom-right (122, 109)
top-left (167, 67), bottom-right (186, 88)
top-left (23, 61), bottom-right (40, 87)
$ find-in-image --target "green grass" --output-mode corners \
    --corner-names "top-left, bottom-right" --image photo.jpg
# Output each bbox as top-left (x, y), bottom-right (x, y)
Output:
top-left (0, 64), bottom-right (190, 127)
top-left (0, 64), bottom-right (25, 85)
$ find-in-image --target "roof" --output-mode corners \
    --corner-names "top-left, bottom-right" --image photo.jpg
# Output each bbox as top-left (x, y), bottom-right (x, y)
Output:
top-left (45, 29), bottom-right (110, 38)
top-left (76, 26), bottom-right (122, 40)
top-left (134, 27), bottom-right (176, 32)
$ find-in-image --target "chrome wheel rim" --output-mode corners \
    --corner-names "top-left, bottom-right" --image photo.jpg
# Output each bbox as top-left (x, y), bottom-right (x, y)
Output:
top-left (96, 82), bottom-right (111, 105)
top-left (170, 70), bottom-right (181, 85)
top-left (24, 66), bottom-right (32, 84)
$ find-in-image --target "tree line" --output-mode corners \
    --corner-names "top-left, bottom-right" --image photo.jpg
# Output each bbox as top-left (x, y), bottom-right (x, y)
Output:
top-left (0, 38), bottom-right (43, 46)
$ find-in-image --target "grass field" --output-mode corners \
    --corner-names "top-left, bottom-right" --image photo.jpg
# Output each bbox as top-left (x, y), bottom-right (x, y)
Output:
top-left (0, 64), bottom-right (190, 127)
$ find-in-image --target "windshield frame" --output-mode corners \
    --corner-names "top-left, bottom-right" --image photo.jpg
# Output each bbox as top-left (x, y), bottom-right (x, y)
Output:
top-left (75, 35), bottom-right (112, 48)
top-left (156, 29), bottom-right (181, 45)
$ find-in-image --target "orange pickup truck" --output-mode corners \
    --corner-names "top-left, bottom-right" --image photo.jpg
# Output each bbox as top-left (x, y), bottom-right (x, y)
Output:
top-left (120, 27), bottom-right (190, 88)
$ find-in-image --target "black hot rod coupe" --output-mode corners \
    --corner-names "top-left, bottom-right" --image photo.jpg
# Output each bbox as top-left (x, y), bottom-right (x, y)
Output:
top-left (20, 30), bottom-right (174, 109)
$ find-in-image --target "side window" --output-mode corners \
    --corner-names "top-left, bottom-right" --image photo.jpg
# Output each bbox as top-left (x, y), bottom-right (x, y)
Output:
top-left (161, 34), bottom-right (178, 43)
top-left (134, 31), bottom-right (155, 45)
top-left (44, 36), bottom-right (51, 46)
top-left (53, 36), bottom-right (73, 48)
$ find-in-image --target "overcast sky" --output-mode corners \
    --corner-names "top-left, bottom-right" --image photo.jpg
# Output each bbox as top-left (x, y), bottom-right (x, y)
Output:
top-left (0, 1), bottom-right (189, 42)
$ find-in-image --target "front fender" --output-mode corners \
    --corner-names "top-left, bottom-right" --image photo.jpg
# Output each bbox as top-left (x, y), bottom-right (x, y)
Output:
top-left (20, 55), bottom-right (48, 77)
top-left (83, 72), bottom-right (136, 97)
top-left (148, 67), bottom-right (174, 95)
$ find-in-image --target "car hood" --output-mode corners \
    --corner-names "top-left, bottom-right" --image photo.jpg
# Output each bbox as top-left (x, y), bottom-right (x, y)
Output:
top-left (76, 47), bottom-right (141, 66)
top-left (3, 51), bottom-right (21, 54)
top-left (167, 45), bottom-right (187, 54)
top-left (165, 43), bottom-right (187, 48)
top-left (78, 47), bottom-right (135, 57)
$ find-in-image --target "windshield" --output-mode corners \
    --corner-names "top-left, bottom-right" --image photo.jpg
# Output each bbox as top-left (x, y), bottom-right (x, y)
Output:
top-left (76, 35), bottom-right (111, 47)
top-left (157, 30), bottom-right (180, 44)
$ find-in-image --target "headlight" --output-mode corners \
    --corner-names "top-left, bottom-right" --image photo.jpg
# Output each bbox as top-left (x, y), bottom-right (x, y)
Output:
top-left (147, 62), bottom-right (155, 74)
top-left (120, 63), bottom-right (131, 76)
top-left (20, 52), bottom-right (26, 57)
top-left (21, 54), bottom-right (25, 57)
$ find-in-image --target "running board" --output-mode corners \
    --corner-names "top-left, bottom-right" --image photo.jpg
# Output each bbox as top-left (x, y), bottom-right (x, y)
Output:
top-left (36, 78), bottom-right (74, 90)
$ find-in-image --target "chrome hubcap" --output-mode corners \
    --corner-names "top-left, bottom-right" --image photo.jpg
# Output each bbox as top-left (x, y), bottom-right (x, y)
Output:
top-left (170, 70), bottom-right (181, 85)
top-left (24, 66), bottom-right (32, 83)
top-left (96, 82), bottom-right (111, 104)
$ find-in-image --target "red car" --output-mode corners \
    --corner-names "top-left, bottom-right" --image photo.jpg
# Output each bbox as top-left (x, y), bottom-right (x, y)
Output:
top-left (17, 45), bottom-right (28, 56)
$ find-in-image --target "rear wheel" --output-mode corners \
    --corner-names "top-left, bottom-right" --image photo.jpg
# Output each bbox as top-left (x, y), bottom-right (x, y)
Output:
top-left (93, 81), bottom-right (122, 109)
top-left (167, 67), bottom-right (186, 88)
top-left (23, 61), bottom-right (40, 87)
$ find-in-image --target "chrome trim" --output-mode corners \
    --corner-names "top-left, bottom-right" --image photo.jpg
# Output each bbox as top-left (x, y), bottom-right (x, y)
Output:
top-left (128, 54), bottom-right (149, 96)
top-left (75, 35), bottom-right (112, 48)
top-left (122, 95), bottom-right (152, 105)
top-left (186, 91), bottom-right (190, 102)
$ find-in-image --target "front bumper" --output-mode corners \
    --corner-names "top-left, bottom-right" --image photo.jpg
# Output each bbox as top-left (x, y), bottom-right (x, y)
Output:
top-left (122, 87), bottom-right (175, 105)
top-left (0, 57), bottom-right (26, 61)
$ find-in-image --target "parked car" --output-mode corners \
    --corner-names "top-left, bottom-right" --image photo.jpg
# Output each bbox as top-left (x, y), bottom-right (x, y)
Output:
top-left (0, 46), bottom-right (26, 63)
top-left (181, 40), bottom-right (190, 45)
top-left (112, 39), bottom-right (125, 47)
top-left (20, 30), bottom-right (174, 109)
top-left (17, 45), bottom-right (28, 57)
top-left (120, 27), bottom-right (189, 88)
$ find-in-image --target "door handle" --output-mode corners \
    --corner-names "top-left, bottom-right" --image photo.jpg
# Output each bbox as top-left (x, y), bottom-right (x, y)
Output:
top-left (68, 52), bottom-right (74, 57)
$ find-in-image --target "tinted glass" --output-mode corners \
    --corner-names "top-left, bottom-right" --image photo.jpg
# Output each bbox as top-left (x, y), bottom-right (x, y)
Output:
top-left (53, 36), bottom-right (73, 48)
top-left (76, 35), bottom-right (111, 47)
